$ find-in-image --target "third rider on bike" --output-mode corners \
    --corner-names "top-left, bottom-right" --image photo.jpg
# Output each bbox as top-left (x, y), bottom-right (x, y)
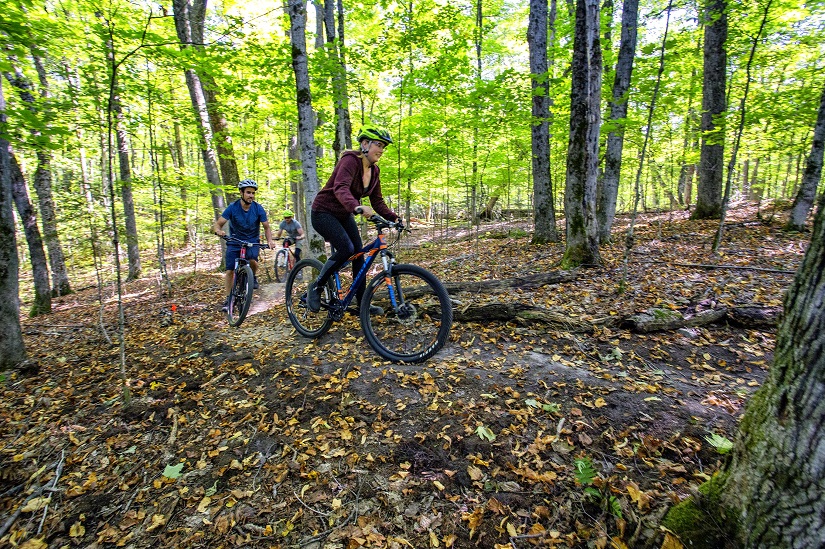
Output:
top-left (275, 209), bottom-right (305, 262)
top-left (307, 125), bottom-right (403, 314)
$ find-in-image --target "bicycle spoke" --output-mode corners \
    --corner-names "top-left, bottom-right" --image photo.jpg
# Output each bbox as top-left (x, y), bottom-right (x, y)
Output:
top-left (361, 265), bottom-right (452, 362)
top-left (286, 259), bottom-right (334, 338)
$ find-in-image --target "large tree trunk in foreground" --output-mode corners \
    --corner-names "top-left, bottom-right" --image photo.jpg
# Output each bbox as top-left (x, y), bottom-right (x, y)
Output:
top-left (0, 80), bottom-right (26, 368)
top-left (717, 188), bottom-right (825, 545)
top-left (786, 82), bottom-right (825, 231)
top-left (664, 190), bottom-right (825, 547)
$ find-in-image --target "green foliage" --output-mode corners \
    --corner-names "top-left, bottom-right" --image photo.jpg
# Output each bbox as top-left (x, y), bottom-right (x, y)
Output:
top-left (574, 456), bottom-right (622, 519)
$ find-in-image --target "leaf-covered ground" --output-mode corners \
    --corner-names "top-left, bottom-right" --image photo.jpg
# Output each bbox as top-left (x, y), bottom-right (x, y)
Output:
top-left (1, 203), bottom-right (806, 549)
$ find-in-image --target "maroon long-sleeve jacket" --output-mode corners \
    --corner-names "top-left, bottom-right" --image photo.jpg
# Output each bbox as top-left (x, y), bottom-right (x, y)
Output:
top-left (312, 151), bottom-right (398, 221)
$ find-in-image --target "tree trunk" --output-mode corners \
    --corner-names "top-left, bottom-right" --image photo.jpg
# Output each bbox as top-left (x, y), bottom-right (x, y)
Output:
top-left (112, 87), bottom-right (141, 281)
top-left (563, 0), bottom-right (602, 268)
top-left (721, 194), bottom-right (825, 544)
top-left (529, 0), bottom-right (558, 244)
top-left (0, 79), bottom-right (26, 368)
top-left (201, 75), bottom-right (241, 188)
top-left (325, 0), bottom-right (352, 159)
top-left (786, 82), bottom-right (825, 231)
top-left (7, 154), bottom-right (51, 315)
top-left (692, 0), bottom-right (727, 220)
top-left (172, 0), bottom-right (226, 222)
top-left (4, 64), bottom-right (72, 296)
top-left (597, 0), bottom-right (639, 242)
top-left (288, 0), bottom-right (324, 258)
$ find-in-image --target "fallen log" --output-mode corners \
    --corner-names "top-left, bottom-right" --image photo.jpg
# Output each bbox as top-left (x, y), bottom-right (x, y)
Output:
top-left (442, 270), bottom-right (578, 295)
top-left (621, 306), bottom-right (781, 333)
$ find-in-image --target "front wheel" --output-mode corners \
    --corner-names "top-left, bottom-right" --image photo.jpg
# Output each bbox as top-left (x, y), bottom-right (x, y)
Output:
top-left (274, 249), bottom-right (290, 283)
top-left (360, 264), bottom-right (453, 363)
top-left (227, 264), bottom-right (254, 327)
top-left (285, 258), bottom-right (335, 338)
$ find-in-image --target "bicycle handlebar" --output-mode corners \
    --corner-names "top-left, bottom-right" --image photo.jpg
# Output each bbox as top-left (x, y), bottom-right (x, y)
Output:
top-left (219, 235), bottom-right (270, 249)
top-left (368, 215), bottom-right (407, 232)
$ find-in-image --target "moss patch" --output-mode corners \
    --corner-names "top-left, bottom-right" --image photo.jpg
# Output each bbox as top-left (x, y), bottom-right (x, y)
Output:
top-left (662, 474), bottom-right (734, 549)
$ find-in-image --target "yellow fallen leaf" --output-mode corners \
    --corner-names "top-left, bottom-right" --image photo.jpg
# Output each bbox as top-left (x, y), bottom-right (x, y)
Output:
top-left (19, 539), bottom-right (47, 549)
top-left (429, 530), bottom-right (440, 547)
top-left (20, 496), bottom-right (51, 513)
top-left (146, 514), bottom-right (166, 532)
top-left (433, 480), bottom-right (445, 490)
top-left (661, 532), bottom-right (684, 549)
top-left (595, 398), bottom-right (607, 408)
top-left (197, 496), bottom-right (211, 513)
top-left (69, 522), bottom-right (86, 538)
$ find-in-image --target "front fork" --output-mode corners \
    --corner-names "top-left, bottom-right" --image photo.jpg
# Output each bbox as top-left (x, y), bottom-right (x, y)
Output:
top-left (381, 252), bottom-right (401, 310)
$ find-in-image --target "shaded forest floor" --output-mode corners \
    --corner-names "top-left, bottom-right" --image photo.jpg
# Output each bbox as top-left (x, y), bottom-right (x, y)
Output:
top-left (1, 202), bottom-right (808, 549)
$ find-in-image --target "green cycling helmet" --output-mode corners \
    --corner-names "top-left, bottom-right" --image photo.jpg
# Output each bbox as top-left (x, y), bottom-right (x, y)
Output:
top-left (356, 125), bottom-right (393, 145)
top-left (283, 209), bottom-right (294, 218)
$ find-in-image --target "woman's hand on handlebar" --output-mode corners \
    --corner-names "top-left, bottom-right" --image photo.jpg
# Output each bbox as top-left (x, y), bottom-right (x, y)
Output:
top-left (355, 205), bottom-right (376, 218)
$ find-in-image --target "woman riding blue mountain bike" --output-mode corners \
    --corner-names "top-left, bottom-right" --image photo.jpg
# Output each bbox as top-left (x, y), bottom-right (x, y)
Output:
top-left (306, 125), bottom-right (401, 315)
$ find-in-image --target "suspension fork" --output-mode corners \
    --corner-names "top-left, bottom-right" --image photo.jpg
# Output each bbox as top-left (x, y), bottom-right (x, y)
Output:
top-left (380, 251), bottom-right (401, 309)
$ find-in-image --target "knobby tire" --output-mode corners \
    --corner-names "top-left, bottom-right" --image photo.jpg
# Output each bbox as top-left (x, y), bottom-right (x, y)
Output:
top-left (285, 258), bottom-right (335, 338)
top-left (227, 264), bottom-right (254, 327)
top-left (360, 264), bottom-right (452, 363)
top-left (275, 249), bottom-right (290, 283)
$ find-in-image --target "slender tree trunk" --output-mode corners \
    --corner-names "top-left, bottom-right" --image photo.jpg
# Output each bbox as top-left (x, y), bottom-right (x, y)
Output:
top-left (7, 154), bottom-right (51, 315)
top-left (597, 0), bottom-right (639, 241)
top-left (0, 78), bottom-right (26, 368)
top-left (786, 82), bottom-right (825, 231)
top-left (172, 0), bottom-right (226, 221)
top-left (111, 85), bottom-right (141, 281)
top-left (692, 0), bottom-right (727, 220)
top-left (288, 0), bottom-right (324, 258)
top-left (325, 0), bottom-right (352, 158)
top-left (529, 0), bottom-right (558, 243)
top-left (4, 64), bottom-right (72, 296)
top-left (713, 1), bottom-right (771, 251)
top-left (563, 0), bottom-right (602, 268)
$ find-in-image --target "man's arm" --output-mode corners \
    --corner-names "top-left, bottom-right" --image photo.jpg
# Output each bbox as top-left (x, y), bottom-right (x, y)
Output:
top-left (213, 216), bottom-right (228, 236)
top-left (262, 220), bottom-right (275, 248)
top-left (296, 225), bottom-right (305, 240)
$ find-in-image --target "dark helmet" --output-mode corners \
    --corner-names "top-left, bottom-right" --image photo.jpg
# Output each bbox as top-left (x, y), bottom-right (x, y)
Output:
top-left (356, 125), bottom-right (393, 145)
top-left (238, 178), bottom-right (258, 190)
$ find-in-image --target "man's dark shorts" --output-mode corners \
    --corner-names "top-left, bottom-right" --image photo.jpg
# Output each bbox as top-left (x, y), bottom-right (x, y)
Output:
top-left (225, 244), bottom-right (261, 270)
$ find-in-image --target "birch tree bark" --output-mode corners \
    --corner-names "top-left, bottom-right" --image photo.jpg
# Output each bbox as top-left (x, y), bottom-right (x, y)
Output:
top-left (288, 0), bottom-right (324, 258)
top-left (563, 0), bottom-right (602, 268)
top-left (529, 0), bottom-right (558, 244)
top-left (786, 82), bottom-right (825, 231)
top-left (692, 0), bottom-right (727, 220)
top-left (597, 0), bottom-right (639, 242)
top-left (172, 0), bottom-right (226, 220)
top-left (0, 79), bottom-right (26, 368)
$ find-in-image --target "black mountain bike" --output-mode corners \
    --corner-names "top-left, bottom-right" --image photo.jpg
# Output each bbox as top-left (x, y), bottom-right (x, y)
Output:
top-left (285, 216), bottom-right (452, 363)
top-left (221, 236), bottom-right (268, 327)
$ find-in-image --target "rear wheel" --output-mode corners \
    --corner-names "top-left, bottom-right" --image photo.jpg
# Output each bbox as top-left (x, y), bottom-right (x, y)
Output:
top-left (227, 264), bottom-right (254, 327)
top-left (360, 264), bottom-right (452, 363)
top-left (275, 249), bottom-right (290, 282)
top-left (286, 259), bottom-right (335, 338)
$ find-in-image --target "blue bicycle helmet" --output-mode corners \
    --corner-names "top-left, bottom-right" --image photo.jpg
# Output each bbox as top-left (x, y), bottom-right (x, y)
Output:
top-left (238, 179), bottom-right (258, 190)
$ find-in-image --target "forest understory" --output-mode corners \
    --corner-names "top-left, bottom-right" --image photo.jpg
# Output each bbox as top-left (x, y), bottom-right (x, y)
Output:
top-left (0, 202), bottom-right (807, 549)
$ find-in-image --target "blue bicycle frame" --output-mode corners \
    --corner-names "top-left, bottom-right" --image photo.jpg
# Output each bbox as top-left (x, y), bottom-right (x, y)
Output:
top-left (329, 230), bottom-right (399, 312)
